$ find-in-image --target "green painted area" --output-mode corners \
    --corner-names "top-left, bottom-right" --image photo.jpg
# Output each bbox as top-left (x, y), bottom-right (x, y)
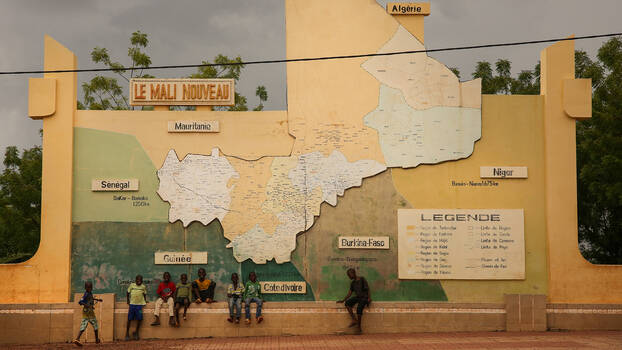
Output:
top-left (313, 241), bottom-right (447, 301)
top-left (72, 127), bottom-right (168, 222)
top-left (241, 260), bottom-right (314, 301)
top-left (71, 221), bottom-right (240, 301)
top-left (290, 171), bottom-right (448, 301)
top-left (70, 128), bottom-right (443, 302)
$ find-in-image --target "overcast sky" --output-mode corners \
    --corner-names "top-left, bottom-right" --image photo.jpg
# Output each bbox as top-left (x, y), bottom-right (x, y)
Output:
top-left (1, 0), bottom-right (621, 158)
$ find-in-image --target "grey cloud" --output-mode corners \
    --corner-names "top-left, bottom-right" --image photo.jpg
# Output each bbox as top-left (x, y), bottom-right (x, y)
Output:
top-left (1, 0), bottom-right (621, 159)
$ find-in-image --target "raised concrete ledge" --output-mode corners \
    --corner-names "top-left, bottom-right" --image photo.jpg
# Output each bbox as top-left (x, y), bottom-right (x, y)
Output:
top-left (114, 301), bottom-right (506, 311)
top-left (5, 301), bottom-right (622, 345)
top-left (547, 303), bottom-right (622, 331)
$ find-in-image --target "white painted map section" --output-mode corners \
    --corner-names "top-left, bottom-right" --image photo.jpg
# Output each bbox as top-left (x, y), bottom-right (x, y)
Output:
top-left (364, 85), bottom-right (481, 168)
top-left (289, 151), bottom-right (387, 206)
top-left (362, 26), bottom-right (482, 110)
top-left (157, 24), bottom-right (483, 264)
top-left (157, 148), bottom-right (238, 227)
top-left (226, 150), bottom-right (386, 264)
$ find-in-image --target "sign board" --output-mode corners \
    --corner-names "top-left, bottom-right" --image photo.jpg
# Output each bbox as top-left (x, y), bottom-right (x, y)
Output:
top-left (480, 167), bottom-right (528, 179)
top-left (398, 209), bottom-right (525, 280)
top-left (91, 179), bottom-right (139, 192)
top-left (154, 251), bottom-right (208, 265)
top-left (130, 78), bottom-right (235, 106)
top-left (338, 236), bottom-right (390, 249)
top-left (260, 281), bottom-right (306, 294)
top-left (168, 120), bottom-right (220, 133)
top-left (387, 2), bottom-right (431, 15)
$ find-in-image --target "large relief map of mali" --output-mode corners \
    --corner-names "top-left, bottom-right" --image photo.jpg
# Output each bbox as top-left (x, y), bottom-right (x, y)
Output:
top-left (157, 25), bottom-right (482, 264)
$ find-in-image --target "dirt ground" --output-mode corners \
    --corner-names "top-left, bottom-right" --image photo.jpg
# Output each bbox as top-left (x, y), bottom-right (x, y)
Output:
top-left (3, 331), bottom-right (622, 350)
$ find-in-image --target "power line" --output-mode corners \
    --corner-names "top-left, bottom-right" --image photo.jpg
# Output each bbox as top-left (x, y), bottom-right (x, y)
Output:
top-left (1, 32), bottom-right (621, 76)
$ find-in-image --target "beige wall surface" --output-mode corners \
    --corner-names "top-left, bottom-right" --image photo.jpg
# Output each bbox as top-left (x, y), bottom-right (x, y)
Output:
top-left (392, 95), bottom-right (548, 302)
top-left (541, 39), bottom-right (622, 303)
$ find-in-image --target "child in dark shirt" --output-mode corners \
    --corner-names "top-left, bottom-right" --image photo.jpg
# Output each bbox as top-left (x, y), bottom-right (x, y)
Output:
top-left (337, 268), bottom-right (371, 333)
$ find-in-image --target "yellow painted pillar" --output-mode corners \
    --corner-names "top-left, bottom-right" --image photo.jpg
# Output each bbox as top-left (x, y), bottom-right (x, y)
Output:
top-left (541, 38), bottom-right (622, 303)
top-left (1, 35), bottom-right (76, 303)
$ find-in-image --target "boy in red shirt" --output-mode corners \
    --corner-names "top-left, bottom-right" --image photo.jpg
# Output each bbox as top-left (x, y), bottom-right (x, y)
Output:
top-left (151, 272), bottom-right (176, 326)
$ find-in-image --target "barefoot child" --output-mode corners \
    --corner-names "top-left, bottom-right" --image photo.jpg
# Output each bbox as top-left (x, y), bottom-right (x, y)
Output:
top-left (73, 281), bottom-right (102, 346)
top-left (174, 273), bottom-right (192, 326)
top-left (125, 275), bottom-right (147, 341)
top-left (243, 272), bottom-right (264, 325)
top-left (337, 268), bottom-right (371, 334)
top-left (151, 272), bottom-right (176, 327)
top-left (227, 273), bottom-right (244, 324)
top-left (192, 268), bottom-right (216, 303)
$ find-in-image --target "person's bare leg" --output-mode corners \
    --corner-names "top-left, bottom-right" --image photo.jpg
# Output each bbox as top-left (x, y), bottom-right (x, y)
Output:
top-left (183, 299), bottom-right (189, 320)
top-left (356, 314), bottom-right (362, 333)
top-left (73, 329), bottom-right (84, 346)
top-left (346, 306), bottom-right (357, 327)
top-left (133, 320), bottom-right (142, 340)
top-left (125, 319), bottom-right (131, 340)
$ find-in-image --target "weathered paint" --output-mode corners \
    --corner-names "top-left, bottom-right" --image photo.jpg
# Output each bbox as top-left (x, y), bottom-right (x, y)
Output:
top-left (73, 127), bottom-right (169, 223)
top-left (241, 260), bottom-right (314, 301)
top-left (4, 0), bottom-right (616, 307)
top-left (71, 221), bottom-right (240, 301)
top-left (291, 171), bottom-right (448, 301)
top-left (392, 95), bottom-right (548, 302)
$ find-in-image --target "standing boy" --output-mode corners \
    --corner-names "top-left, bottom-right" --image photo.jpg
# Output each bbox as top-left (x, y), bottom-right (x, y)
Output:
top-left (73, 281), bottom-right (102, 346)
top-left (337, 268), bottom-right (371, 333)
top-left (226, 272), bottom-right (244, 323)
top-left (152, 271), bottom-right (176, 326)
top-left (192, 268), bottom-right (216, 303)
top-left (125, 275), bottom-right (147, 341)
top-left (243, 272), bottom-right (263, 324)
top-left (174, 273), bottom-right (192, 326)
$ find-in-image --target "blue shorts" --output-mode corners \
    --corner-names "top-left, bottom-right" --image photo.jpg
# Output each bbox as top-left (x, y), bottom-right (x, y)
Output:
top-left (128, 304), bottom-right (144, 321)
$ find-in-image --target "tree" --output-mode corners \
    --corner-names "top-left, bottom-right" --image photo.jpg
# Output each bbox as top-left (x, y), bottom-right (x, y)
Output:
top-left (471, 59), bottom-right (539, 95)
top-left (0, 141), bottom-right (42, 263)
top-left (79, 30), bottom-right (153, 110)
top-left (79, 31), bottom-right (268, 111)
top-left (253, 85), bottom-right (268, 111)
top-left (576, 38), bottom-right (622, 264)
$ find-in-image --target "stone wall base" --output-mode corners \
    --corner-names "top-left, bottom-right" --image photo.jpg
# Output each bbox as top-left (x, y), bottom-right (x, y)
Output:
top-left (1, 295), bottom-right (621, 345)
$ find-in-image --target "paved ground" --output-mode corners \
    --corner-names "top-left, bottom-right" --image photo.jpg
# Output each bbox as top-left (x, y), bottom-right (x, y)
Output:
top-left (4, 331), bottom-right (622, 349)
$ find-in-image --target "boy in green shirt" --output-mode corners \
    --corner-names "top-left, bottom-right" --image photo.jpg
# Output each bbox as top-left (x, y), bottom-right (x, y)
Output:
top-left (125, 275), bottom-right (147, 341)
top-left (243, 272), bottom-right (264, 324)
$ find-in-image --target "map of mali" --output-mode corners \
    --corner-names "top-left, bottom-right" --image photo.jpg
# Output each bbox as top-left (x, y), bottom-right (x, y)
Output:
top-left (157, 25), bottom-right (482, 264)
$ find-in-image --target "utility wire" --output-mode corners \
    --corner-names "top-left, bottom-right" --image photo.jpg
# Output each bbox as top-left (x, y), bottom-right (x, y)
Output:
top-left (1, 32), bottom-right (621, 76)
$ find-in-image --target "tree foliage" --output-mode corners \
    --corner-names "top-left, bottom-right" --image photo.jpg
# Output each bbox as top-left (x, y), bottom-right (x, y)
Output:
top-left (79, 31), bottom-right (153, 110)
top-left (79, 31), bottom-right (267, 111)
top-left (0, 142), bottom-right (42, 263)
top-left (466, 59), bottom-right (540, 95)
top-left (576, 38), bottom-right (622, 264)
